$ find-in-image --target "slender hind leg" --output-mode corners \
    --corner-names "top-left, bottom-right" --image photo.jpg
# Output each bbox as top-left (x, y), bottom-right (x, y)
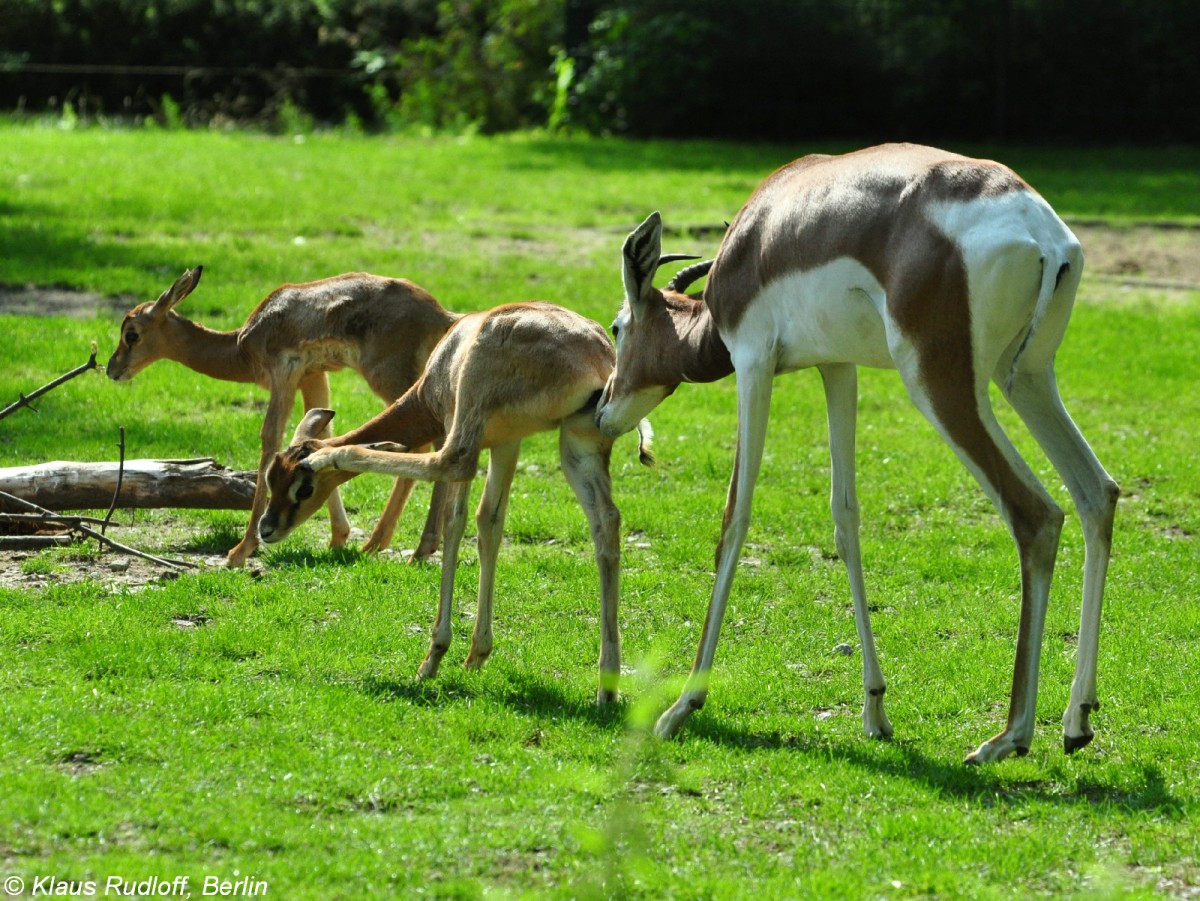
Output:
top-left (465, 441), bottom-right (521, 669)
top-left (656, 362), bottom-right (775, 738)
top-left (559, 418), bottom-right (623, 704)
top-left (819, 363), bottom-right (892, 739)
top-left (412, 481), bottom-right (449, 562)
top-left (1002, 366), bottom-right (1118, 753)
top-left (895, 355), bottom-right (1063, 763)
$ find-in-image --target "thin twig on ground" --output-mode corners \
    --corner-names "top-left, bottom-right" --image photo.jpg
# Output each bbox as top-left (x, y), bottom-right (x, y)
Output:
top-left (0, 512), bottom-right (119, 528)
top-left (101, 426), bottom-right (126, 535)
top-left (0, 490), bottom-right (195, 569)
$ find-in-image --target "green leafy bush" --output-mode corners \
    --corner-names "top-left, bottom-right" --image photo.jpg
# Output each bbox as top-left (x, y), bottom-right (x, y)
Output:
top-left (0, 0), bottom-right (561, 131)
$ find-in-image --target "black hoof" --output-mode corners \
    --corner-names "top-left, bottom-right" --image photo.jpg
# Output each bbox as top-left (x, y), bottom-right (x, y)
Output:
top-left (1064, 731), bottom-right (1094, 754)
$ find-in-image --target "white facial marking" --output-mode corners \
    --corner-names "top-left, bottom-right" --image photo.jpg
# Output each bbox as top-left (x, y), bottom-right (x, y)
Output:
top-left (597, 384), bottom-right (669, 439)
top-left (611, 308), bottom-right (631, 346)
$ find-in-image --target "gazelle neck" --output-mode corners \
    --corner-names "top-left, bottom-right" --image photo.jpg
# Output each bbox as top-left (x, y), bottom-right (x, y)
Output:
top-left (676, 296), bottom-right (733, 384)
top-left (168, 316), bottom-right (255, 383)
top-left (340, 387), bottom-right (445, 450)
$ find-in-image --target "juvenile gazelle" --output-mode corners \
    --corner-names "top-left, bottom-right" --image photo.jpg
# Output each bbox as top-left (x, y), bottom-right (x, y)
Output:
top-left (596, 144), bottom-right (1119, 763)
top-left (107, 267), bottom-right (456, 566)
top-left (259, 301), bottom-right (653, 701)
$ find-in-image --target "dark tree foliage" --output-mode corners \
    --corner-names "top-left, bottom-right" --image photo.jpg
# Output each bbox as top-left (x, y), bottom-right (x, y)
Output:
top-left (1, 0), bottom-right (1197, 141)
top-left (566, 0), bottom-right (1200, 143)
top-left (0, 0), bottom-right (442, 126)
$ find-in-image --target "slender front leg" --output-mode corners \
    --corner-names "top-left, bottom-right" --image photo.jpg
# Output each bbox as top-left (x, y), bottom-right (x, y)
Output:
top-left (309, 436), bottom-right (481, 484)
top-left (300, 372), bottom-right (351, 548)
top-left (228, 386), bottom-right (299, 567)
top-left (412, 480), bottom-right (449, 563)
top-left (656, 363), bottom-right (775, 738)
top-left (819, 363), bottom-right (892, 739)
top-left (465, 441), bottom-right (521, 669)
top-left (339, 441), bottom-right (445, 560)
top-left (419, 479), bottom-right (470, 680)
top-left (361, 475), bottom-right (419, 553)
top-left (559, 420), bottom-right (622, 704)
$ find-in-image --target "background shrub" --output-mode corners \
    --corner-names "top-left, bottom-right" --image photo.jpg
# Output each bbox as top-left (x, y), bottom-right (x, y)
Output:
top-left (2, 0), bottom-right (1198, 141)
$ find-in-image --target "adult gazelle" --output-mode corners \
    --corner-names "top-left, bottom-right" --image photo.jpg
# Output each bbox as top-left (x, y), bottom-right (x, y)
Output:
top-left (596, 144), bottom-right (1118, 763)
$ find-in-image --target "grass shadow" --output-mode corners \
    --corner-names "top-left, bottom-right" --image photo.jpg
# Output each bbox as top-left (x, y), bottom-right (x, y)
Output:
top-left (174, 523), bottom-right (244, 555)
top-left (685, 716), bottom-right (1185, 816)
top-left (343, 654), bottom-right (1184, 818)
top-left (492, 670), bottom-right (629, 727)
top-left (356, 667), bottom-right (627, 729)
top-left (359, 673), bottom-right (479, 707)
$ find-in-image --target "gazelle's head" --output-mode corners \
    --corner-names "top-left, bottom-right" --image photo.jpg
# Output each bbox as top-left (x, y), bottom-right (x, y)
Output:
top-left (259, 409), bottom-right (355, 545)
top-left (106, 266), bottom-right (203, 381)
top-left (595, 212), bottom-right (713, 438)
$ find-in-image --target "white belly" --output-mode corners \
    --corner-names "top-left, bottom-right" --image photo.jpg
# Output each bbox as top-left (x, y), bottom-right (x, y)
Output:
top-left (727, 259), bottom-right (894, 372)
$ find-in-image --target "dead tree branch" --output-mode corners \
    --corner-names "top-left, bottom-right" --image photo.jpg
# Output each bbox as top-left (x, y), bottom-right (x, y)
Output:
top-left (0, 344), bottom-right (99, 422)
top-left (0, 490), bottom-right (194, 569)
top-left (0, 512), bottom-right (118, 528)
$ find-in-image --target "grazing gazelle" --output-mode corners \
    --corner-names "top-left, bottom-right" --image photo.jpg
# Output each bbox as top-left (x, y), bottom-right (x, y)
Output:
top-left (596, 144), bottom-right (1119, 763)
top-left (107, 267), bottom-right (456, 567)
top-left (258, 302), bottom-right (653, 702)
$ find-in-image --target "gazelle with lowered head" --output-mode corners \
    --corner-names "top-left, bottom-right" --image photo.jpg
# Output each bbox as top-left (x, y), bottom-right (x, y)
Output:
top-left (595, 144), bottom-right (1119, 763)
top-left (107, 267), bottom-right (457, 566)
top-left (258, 301), bottom-right (654, 702)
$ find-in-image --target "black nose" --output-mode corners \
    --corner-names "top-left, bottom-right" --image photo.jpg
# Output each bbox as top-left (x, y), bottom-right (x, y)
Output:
top-left (258, 520), bottom-right (275, 541)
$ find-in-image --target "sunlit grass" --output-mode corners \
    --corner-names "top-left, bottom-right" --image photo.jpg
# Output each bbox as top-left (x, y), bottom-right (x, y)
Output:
top-left (1, 126), bottom-right (1198, 898)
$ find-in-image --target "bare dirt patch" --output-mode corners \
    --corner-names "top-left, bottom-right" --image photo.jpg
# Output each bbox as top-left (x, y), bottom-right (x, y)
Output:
top-left (0, 512), bottom-right (260, 591)
top-left (0, 283), bottom-right (136, 318)
top-left (1069, 222), bottom-right (1200, 289)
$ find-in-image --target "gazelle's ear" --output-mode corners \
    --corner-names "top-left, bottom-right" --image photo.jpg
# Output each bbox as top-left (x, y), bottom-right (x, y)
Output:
top-left (622, 212), bottom-right (664, 312)
top-left (150, 266), bottom-right (203, 315)
top-left (290, 408), bottom-right (335, 444)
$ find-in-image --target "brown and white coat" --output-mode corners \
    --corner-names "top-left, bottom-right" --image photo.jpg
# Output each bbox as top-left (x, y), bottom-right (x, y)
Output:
top-left (596, 143), bottom-right (1118, 763)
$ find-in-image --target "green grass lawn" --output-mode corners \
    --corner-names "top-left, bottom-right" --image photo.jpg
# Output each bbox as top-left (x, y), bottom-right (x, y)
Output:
top-left (1, 125), bottom-right (1199, 898)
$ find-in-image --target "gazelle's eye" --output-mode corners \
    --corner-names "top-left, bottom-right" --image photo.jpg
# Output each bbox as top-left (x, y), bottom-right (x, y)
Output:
top-left (125, 330), bottom-right (139, 344)
top-left (296, 483), bottom-right (314, 501)
top-left (611, 324), bottom-right (620, 338)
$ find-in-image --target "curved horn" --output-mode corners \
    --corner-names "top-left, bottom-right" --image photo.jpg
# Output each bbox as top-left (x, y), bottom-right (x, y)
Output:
top-left (657, 253), bottom-right (701, 267)
top-left (665, 259), bottom-right (714, 293)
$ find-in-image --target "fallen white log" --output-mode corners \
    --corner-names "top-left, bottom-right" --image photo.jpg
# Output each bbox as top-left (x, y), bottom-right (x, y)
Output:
top-left (0, 458), bottom-right (256, 511)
